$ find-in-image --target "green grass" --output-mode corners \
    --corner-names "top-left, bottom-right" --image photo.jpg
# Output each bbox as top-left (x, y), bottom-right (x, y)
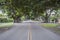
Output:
top-left (0, 23), bottom-right (13, 28)
top-left (41, 23), bottom-right (60, 35)
top-left (41, 23), bottom-right (58, 28)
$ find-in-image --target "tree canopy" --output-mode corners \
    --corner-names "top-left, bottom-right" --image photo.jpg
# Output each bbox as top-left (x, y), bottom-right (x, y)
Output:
top-left (0, 0), bottom-right (60, 22)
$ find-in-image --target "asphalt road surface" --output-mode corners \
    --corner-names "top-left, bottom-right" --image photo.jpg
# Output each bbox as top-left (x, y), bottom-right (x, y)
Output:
top-left (0, 22), bottom-right (60, 40)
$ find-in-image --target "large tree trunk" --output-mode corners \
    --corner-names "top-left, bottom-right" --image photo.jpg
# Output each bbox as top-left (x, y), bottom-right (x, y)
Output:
top-left (44, 18), bottom-right (49, 23)
top-left (44, 13), bottom-right (49, 23)
top-left (44, 9), bottom-right (52, 23)
top-left (14, 18), bottom-right (21, 23)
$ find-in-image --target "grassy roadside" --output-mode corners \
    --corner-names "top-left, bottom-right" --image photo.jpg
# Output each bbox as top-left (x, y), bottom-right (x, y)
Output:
top-left (41, 23), bottom-right (58, 28)
top-left (0, 23), bottom-right (13, 28)
top-left (41, 23), bottom-right (60, 35)
top-left (0, 23), bottom-right (13, 33)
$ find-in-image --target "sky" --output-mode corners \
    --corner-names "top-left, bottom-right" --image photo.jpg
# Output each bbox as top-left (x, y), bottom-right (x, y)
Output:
top-left (0, 10), bottom-right (3, 14)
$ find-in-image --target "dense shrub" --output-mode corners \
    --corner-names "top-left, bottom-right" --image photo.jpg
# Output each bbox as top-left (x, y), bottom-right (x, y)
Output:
top-left (0, 18), bottom-right (13, 23)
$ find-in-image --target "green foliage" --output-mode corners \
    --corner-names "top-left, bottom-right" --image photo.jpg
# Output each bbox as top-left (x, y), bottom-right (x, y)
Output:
top-left (0, 18), bottom-right (13, 23)
top-left (4, 0), bottom-right (44, 19)
top-left (0, 0), bottom-right (60, 22)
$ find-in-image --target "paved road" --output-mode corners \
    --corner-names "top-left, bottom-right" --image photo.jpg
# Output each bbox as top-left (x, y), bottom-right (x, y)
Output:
top-left (0, 22), bottom-right (60, 40)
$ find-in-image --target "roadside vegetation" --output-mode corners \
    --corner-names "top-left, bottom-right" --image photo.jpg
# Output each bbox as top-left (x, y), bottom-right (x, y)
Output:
top-left (41, 23), bottom-right (58, 28)
top-left (0, 23), bottom-right (13, 28)
top-left (0, 23), bottom-right (13, 33)
top-left (41, 23), bottom-right (60, 35)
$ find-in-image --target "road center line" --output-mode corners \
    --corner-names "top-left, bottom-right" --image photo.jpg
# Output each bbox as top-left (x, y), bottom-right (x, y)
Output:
top-left (28, 23), bottom-right (32, 40)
